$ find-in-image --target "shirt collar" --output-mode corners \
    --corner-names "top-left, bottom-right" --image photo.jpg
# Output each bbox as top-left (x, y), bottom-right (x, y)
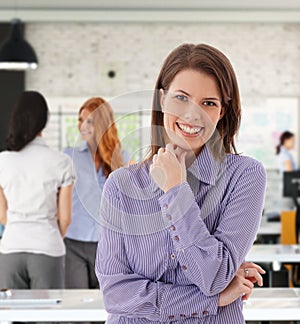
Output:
top-left (280, 146), bottom-right (289, 154)
top-left (78, 141), bottom-right (89, 152)
top-left (30, 136), bottom-right (48, 147)
top-left (187, 145), bottom-right (226, 186)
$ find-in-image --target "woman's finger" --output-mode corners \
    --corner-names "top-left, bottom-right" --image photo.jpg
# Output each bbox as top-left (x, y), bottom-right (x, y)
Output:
top-left (245, 268), bottom-right (263, 287)
top-left (157, 147), bottom-right (165, 156)
top-left (165, 144), bottom-right (177, 159)
top-left (243, 277), bottom-right (254, 290)
top-left (242, 290), bottom-right (252, 301)
top-left (241, 262), bottom-right (266, 274)
top-left (165, 143), bottom-right (176, 152)
top-left (241, 279), bottom-right (254, 301)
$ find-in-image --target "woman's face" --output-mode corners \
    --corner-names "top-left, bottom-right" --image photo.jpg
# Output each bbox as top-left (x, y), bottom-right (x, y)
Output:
top-left (284, 136), bottom-right (295, 150)
top-left (161, 69), bottom-right (224, 156)
top-left (78, 108), bottom-right (95, 145)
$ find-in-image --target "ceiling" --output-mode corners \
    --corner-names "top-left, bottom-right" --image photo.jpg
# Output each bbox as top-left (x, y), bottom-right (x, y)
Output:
top-left (0, 0), bottom-right (300, 22)
top-left (1, 0), bottom-right (300, 10)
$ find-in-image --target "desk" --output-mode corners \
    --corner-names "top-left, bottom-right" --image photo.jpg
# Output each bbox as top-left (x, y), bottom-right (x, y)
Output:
top-left (0, 289), bottom-right (108, 322)
top-left (1, 288), bottom-right (300, 322)
top-left (257, 217), bottom-right (281, 236)
top-left (244, 288), bottom-right (300, 321)
top-left (246, 244), bottom-right (300, 263)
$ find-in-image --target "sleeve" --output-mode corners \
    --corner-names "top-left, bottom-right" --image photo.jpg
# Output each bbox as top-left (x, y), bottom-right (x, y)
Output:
top-left (95, 173), bottom-right (219, 322)
top-left (0, 155), bottom-right (7, 188)
top-left (59, 153), bottom-right (74, 187)
top-left (0, 158), bottom-right (3, 187)
top-left (158, 160), bottom-right (266, 296)
top-left (62, 147), bottom-right (71, 157)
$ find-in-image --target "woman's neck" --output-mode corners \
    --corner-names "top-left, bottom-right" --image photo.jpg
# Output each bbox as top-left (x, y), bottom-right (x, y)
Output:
top-left (88, 143), bottom-right (101, 171)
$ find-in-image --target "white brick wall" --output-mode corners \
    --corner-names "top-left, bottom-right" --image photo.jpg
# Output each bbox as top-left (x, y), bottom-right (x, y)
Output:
top-left (24, 22), bottom-right (300, 212)
top-left (25, 22), bottom-right (300, 98)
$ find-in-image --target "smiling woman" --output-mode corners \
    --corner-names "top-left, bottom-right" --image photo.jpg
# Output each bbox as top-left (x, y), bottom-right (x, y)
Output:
top-left (95, 43), bottom-right (267, 324)
top-left (160, 69), bottom-right (223, 156)
top-left (62, 96), bottom-right (130, 291)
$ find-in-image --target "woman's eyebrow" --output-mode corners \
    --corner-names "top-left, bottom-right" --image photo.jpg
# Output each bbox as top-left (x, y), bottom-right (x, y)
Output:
top-left (174, 89), bottom-right (191, 96)
top-left (203, 97), bottom-right (221, 102)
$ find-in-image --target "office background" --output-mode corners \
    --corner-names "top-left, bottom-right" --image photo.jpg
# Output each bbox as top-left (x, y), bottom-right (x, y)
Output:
top-left (1, 0), bottom-right (300, 215)
top-left (26, 21), bottom-right (300, 159)
top-left (1, 3), bottom-right (300, 322)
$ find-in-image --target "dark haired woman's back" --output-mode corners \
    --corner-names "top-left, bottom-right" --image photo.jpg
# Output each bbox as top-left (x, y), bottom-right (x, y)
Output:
top-left (0, 133), bottom-right (74, 289)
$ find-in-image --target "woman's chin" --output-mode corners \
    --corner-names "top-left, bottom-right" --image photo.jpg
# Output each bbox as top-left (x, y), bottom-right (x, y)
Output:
top-left (168, 137), bottom-right (202, 153)
top-left (81, 135), bottom-right (92, 142)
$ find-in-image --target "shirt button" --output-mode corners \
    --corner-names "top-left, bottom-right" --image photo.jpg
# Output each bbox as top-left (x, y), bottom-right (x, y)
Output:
top-left (180, 314), bottom-right (186, 318)
top-left (192, 312), bottom-right (198, 316)
top-left (163, 203), bottom-right (168, 210)
top-left (202, 310), bottom-right (209, 315)
top-left (170, 253), bottom-right (176, 259)
top-left (170, 225), bottom-right (176, 231)
top-left (174, 235), bottom-right (180, 241)
top-left (166, 214), bottom-right (172, 221)
top-left (168, 315), bottom-right (175, 320)
top-left (181, 265), bottom-right (187, 271)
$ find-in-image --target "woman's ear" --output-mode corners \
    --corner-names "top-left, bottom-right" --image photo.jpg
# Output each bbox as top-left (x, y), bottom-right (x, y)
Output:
top-left (219, 106), bottom-right (225, 120)
top-left (159, 88), bottom-right (165, 111)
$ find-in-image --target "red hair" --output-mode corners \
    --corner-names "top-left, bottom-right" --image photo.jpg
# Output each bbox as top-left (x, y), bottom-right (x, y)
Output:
top-left (79, 97), bottom-right (124, 178)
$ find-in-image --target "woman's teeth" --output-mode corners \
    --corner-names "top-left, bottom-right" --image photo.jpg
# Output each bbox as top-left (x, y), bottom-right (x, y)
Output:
top-left (177, 123), bottom-right (202, 134)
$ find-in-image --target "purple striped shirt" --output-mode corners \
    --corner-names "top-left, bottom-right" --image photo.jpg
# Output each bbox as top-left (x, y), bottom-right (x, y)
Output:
top-left (95, 145), bottom-right (266, 323)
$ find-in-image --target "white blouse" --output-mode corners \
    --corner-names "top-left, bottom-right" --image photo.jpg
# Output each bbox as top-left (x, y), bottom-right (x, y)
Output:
top-left (0, 136), bottom-right (73, 256)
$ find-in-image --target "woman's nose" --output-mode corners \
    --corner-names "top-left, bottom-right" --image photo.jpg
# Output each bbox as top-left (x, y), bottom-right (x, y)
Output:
top-left (182, 106), bottom-right (202, 122)
top-left (81, 120), bottom-right (89, 129)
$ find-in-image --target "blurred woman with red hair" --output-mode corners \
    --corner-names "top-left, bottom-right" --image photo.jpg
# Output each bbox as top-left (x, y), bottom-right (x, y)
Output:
top-left (63, 97), bottom-right (129, 289)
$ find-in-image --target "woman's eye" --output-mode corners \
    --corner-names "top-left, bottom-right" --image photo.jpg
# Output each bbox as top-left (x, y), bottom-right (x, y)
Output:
top-left (175, 94), bottom-right (188, 101)
top-left (203, 101), bottom-right (217, 107)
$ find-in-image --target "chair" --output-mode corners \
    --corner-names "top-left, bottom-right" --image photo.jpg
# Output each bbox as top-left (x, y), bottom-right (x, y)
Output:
top-left (280, 210), bottom-right (299, 287)
top-left (281, 210), bottom-right (297, 244)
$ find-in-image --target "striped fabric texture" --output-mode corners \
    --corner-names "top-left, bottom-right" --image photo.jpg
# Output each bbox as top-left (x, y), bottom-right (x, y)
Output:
top-left (95, 145), bottom-right (266, 323)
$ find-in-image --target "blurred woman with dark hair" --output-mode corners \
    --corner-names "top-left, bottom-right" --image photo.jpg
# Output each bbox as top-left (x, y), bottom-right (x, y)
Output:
top-left (0, 91), bottom-right (73, 289)
top-left (276, 130), bottom-right (297, 172)
top-left (275, 130), bottom-right (297, 212)
top-left (63, 96), bottom-right (130, 290)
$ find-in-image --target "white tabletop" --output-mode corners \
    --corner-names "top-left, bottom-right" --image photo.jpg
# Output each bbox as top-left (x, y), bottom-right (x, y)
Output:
top-left (1, 288), bottom-right (300, 322)
top-left (257, 216), bottom-right (281, 235)
top-left (0, 289), bottom-right (107, 322)
top-left (246, 244), bottom-right (300, 263)
top-left (243, 288), bottom-right (300, 321)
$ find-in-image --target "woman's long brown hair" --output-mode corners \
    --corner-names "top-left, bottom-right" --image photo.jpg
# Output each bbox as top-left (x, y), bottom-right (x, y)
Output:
top-left (79, 97), bottom-right (124, 178)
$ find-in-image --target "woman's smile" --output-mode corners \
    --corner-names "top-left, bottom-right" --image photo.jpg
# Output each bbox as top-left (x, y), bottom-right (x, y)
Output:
top-left (176, 122), bottom-right (204, 136)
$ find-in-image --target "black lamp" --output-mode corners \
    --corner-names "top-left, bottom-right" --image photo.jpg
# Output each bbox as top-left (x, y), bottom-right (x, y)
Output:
top-left (0, 18), bottom-right (38, 70)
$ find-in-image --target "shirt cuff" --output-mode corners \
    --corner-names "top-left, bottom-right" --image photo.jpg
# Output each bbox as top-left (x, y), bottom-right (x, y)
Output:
top-left (159, 283), bottom-right (219, 321)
